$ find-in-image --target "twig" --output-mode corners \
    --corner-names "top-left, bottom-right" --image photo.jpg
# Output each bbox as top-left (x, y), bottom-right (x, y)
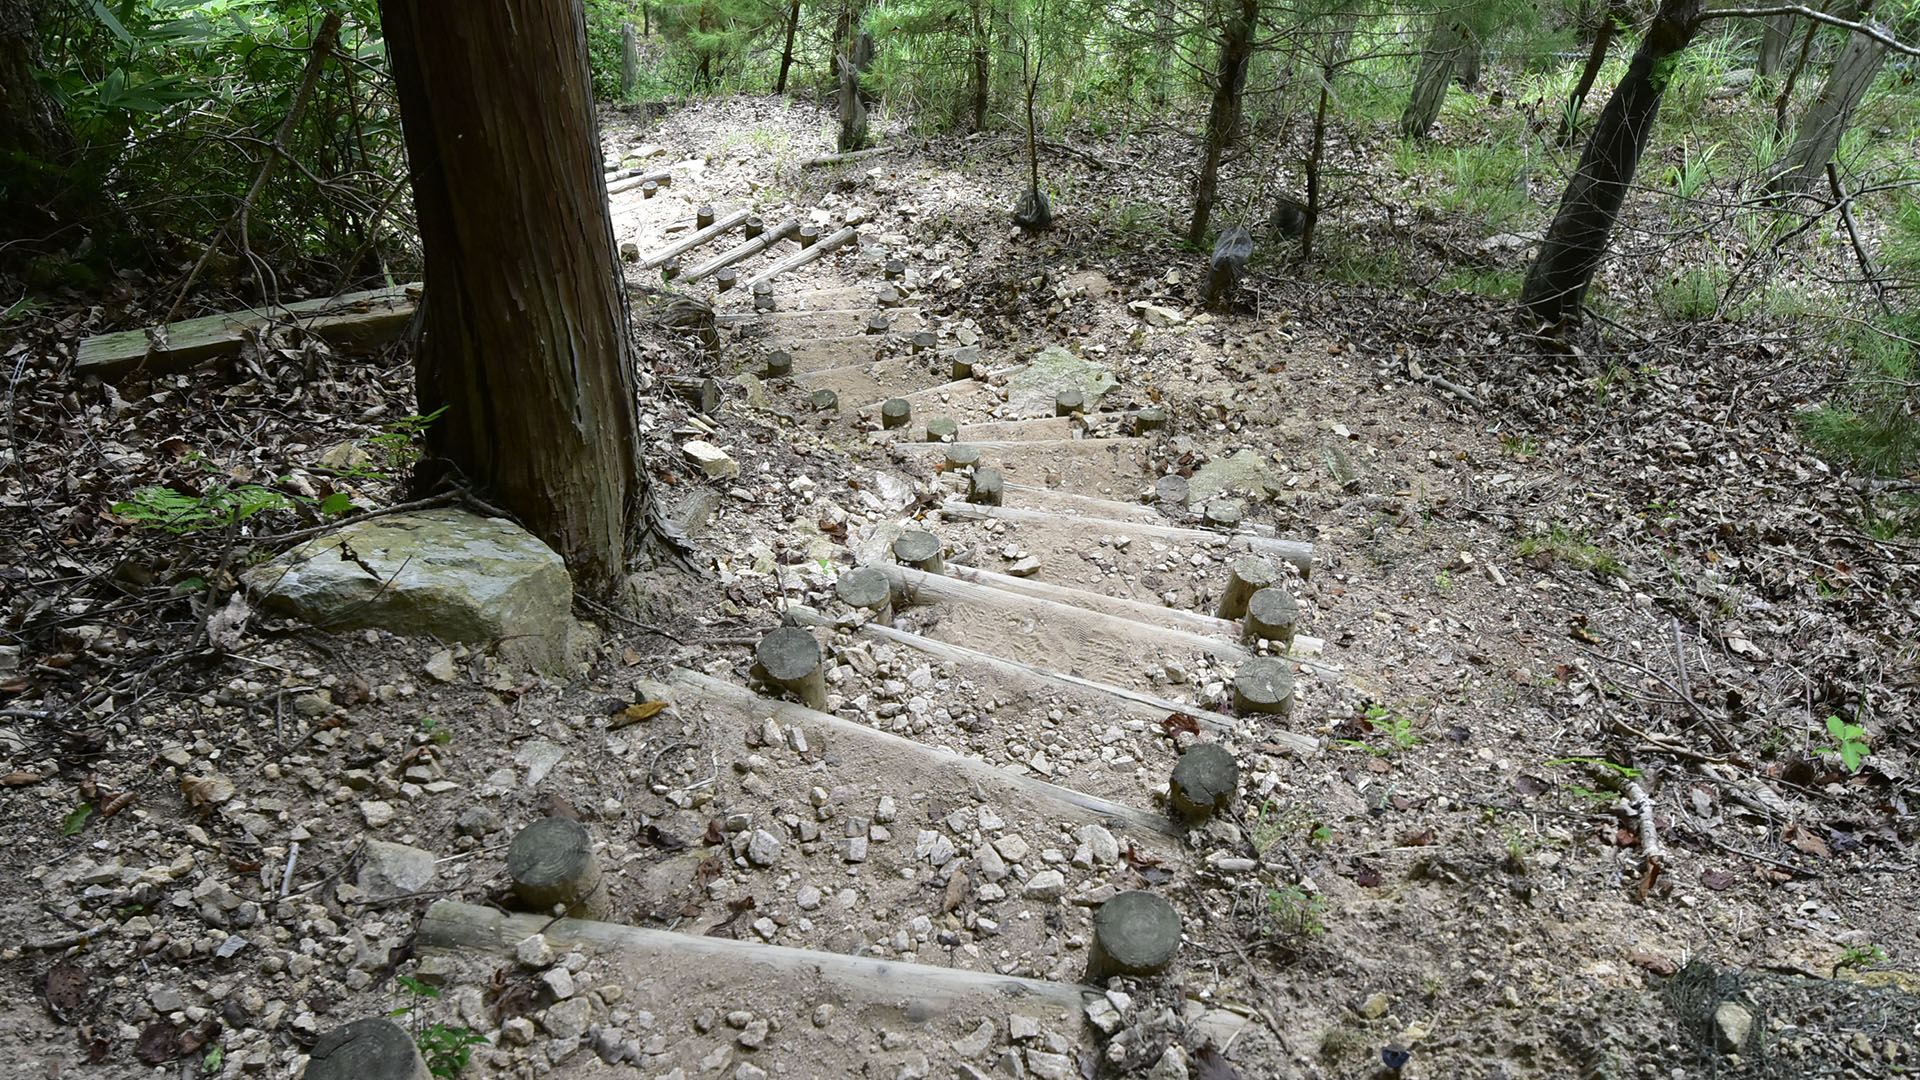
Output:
top-left (26, 924), bottom-right (111, 951)
top-left (1826, 162), bottom-right (1892, 315)
top-left (1604, 714), bottom-right (1729, 764)
top-left (280, 841), bottom-right (300, 899)
top-left (1575, 645), bottom-right (1738, 752)
top-left (1707, 834), bottom-right (1823, 879)
top-left (1623, 781), bottom-right (1664, 860)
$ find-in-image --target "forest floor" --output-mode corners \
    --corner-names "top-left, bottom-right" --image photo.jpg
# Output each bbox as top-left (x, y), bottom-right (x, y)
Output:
top-left (3, 94), bottom-right (1918, 1080)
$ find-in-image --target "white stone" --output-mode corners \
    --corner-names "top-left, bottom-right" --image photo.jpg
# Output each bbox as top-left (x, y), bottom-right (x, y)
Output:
top-left (682, 440), bottom-right (741, 479)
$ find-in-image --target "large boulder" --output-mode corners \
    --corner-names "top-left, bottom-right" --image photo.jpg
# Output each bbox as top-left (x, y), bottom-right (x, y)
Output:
top-left (1006, 345), bottom-right (1117, 418)
top-left (242, 508), bottom-right (573, 671)
top-left (1187, 449), bottom-right (1287, 507)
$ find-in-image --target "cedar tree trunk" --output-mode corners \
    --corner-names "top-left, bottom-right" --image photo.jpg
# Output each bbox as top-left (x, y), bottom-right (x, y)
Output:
top-left (1767, 4), bottom-right (1889, 195)
top-left (1187, 0), bottom-right (1258, 245)
top-left (1520, 0), bottom-right (1703, 329)
top-left (1, 0), bottom-right (83, 241)
top-left (1399, 14), bottom-right (1469, 138)
top-left (1756, 12), bottom-right (1796, 76)
top-left (379, 0), bottom-right (647, 599)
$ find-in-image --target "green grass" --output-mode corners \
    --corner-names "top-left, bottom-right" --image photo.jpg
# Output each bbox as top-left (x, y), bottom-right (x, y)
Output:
top-left (1654, 267), bottom-right (1725, 320)
top-left (1438, 267), bottom-right (1523, 298)
top-left (1517, 523), bottom-right (1624, 577)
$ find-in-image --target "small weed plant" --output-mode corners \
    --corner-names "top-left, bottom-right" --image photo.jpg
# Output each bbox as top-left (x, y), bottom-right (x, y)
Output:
top-left (1517, 524), bottom-right (1624, 577)
top-left (391, 975), bottom-right (489, 1077)
top-left (1823, 715), bottom-right (1870, 773)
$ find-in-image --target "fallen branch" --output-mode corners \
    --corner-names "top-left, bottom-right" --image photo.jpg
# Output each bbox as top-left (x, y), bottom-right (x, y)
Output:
top-left (607, 169), bottom-right (673, 195)
top-left (798, 145), bottom-right (895, 168)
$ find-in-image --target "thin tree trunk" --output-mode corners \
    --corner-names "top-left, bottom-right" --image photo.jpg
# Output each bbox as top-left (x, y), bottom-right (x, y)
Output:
top-left (1520, 0), bottom-right (1703, 329)
top-left (1767, 4), bottom-right (1888, 194)
top-left (1557, 0), bottom-right (1620, 145)
top-left (775, 0), bottom-right (800, 94)
top-left (379, 0), bottom-right (648, 598)
top-left (969, 0), bottom-right (989, 131)
top-left (1756, 13), bottom-right (1796, 76)
top-left (1454, 30), bottom-right (1481, 89)
top-left (1399, 14), bottom-right (1469, 138)
top-left (0, 0), bottom-right (87, 243)
top-left (1187, 0), bottom-right (1259, 245)
top-left (621, 21), bottom-right (639, 96)
top-left (1302, 68), bottom-right (1330, 259)
top-left (1771, 13), bottom-right (1821, 138)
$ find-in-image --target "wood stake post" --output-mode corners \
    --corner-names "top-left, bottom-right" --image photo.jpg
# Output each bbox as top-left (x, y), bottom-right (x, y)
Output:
top-left (681, 219), bottom-right (799, 281)
top-left (754, 627), bottom-right (828, 709)
top-left (798, 145), bottom-right (897, 168)
top-left (1243, 588), bottom-right (1300, 647)
top-left (507, 818), bottom-right (611, 919)
top-left (607, 169), bottom-right (672, 194)
top-left (1169, 743), bottom-right (1239, 821)
top-left (834, 566), bottom-right (894, 625)
top-left (1086, 891), bottom-right (1182, 983)
top-left (1232, 656), bottom-right (1294, 715)
top-left (880, 397), bottom-right (911, 430)
top-left (638, 209), bottom-right (751, 269)
top-left (1215, 555), bottom-right (1279, 620)
top-left (968, 466), bottom-right (1004, 506)
top-left (893, 531), bottom-right (945, 573)
top-left (741, 226), bottom-right (859, 292)
top-left (304, 1019), bottom-right (431, 1080)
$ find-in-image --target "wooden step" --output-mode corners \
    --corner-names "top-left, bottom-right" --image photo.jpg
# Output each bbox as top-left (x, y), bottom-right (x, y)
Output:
top-left (741, 226), bottom-right (859, 291)
top-left (893, 439), bottom-right (1150, 499)
top-left (793, 355), bottom-right (950, 404)
top-left (665, 669), bottom-right (1180, 838)
top-left (77, 286), bottom-right (415, 377)
top-left (940, 500), bottom-right (1313, 576)
top-left (638, 208), bottom-right (750, 269)
top-left (951, 416), bottom-right (1077, 442)
top-left (792, 606), bottom-right (1317, 755)
top-left (728, 310), bottom-right (927, 341)
top-left (765, 333), bottom-right (928, 372)
top-left (419, 900), bottom-right (1093, 1041)
top-left (853, 368), bottom-right (1024, 419)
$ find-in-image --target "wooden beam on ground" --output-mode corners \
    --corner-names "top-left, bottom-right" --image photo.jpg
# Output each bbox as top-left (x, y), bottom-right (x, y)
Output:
top-left (681, 219), bottom-right (801, 281)
top-left (638, 209), bottom-right (751, 269)
top-left (798, 146), bottom-right (896, 168)
top-left (418, 900), bottom-right (1094, 1013)
top-left (74, 285), bottom-right (417, 379)
top-left (607, 169), bottom-right (672, 194)
top-left (939, 500), bottom-right (1313, 576)
top-left (740, 226), bottom-right (859, 291)
top-left (664, 668), bottom-right (1180, 837)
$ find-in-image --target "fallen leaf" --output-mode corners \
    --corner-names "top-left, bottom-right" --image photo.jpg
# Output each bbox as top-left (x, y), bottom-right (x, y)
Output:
top-left (1396, 827), bottom-right (1436, 847)
top-left (1354, 865), bottom-right (1384, 887)
top-left (1783, 823), bottom-right (1830, 858)
top-left (1121, 842), bottom-right (1163, 869)
top-left (135, 1021), bottom-right (177, 1065)
top-left (40, 958), bottom-right (87, 1019)
top-left (180, 775), bottom-right (235, 809)
top-left (1161, 713), bottom-right (1200, 738)
top-left (1701, 867), bottom-right (1738, 891)
top-left (940, 869), bottom-right (971, 914)
top-left (1628, 949), bottom-right (1679, 977)
top-left (609, 699), bottom-right (668, 730)
top-left (1, 771), bottom-right (41, 786)
top-left (1512, 774), bottom-right (1551, 798)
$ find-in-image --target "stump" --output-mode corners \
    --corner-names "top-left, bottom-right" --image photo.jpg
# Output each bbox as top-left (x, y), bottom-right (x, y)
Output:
top-left (696, 205), bottom-right (716, 230)
top-left (968, 466), bottom-right (1004, 507)
top-left (1243, 588), bottom-right (1299, 647)
top-left (660, 256), bottom-right (681, 281)
top-left (1215, 555), bottom-right (1279, 620)
top-left (754, 627), bottom-right (828, 709)
top-left (1203, 500), bottom-right (1242, 528)
top-left (893, 531), bottom-right (944, 573)
top-left (1055, 389), bottom-right (1085, 417)
top-left (912, 331), bottom-right (936, 354)
top-left (811, 389), bottom-right (839, 412)
top-left (924, 417), bottom-right (959, 443)
top-left (885, 259), bottom-right (905, 280)
top-left (950, 346), bottom-right (980, 381)
top-left (1232, 657), bottom-right (1294, 716)
top-left (715, 267), bottom-right (738, 292)
top-left (1085, 891), bottom-right (1182, 983)
top-left (745, 216), bottom-right (764, 238)
top-left (507, 817), bottom-right (611, 919)
top-left (880, 398), bottom-right (911, 430)
top-left (642, 181), bottom-right (658, 199)
top-left (764, 350), bottom-right (793, 379)
top-left (753, 282), bottom-right (776, 312)
top-left (304, 1018), bottom-right (430, 1080)
top-left (1154, 475), bottom-right (1190, 507)
top-left (619, 241), bottom-right (639, 263)
top-left (835, 566), bottom-right (894, 625)
top-left (1169, 743), bottom-right (1238, 821)
top-left (944, 444), bottom-right (981, 470)
top-left (664, 375), bottom-right (721, 415)
top-left (1132, 408), bottom-right (1168, 435)
top-left (866, 314), bottom-right (889, 335)
top-left (799, 224), bottom-right (821, 247)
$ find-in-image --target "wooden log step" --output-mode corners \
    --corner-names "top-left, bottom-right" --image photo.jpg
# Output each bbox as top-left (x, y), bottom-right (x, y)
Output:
top-left (419, 899), bottom-right (1093, 1018)
top-left (638, 209), bottom-right (751, 269)
top-left (792, 606), bottom-right (1316, 754)
top-left (76, 285), bottom-right (416, 378)
top-left (768, 331), bottom-right (933, 372)
top-left (741, 226), bottom-right (859, 291)
top-left (792, 356), bottom-right (950, 405)
top-left (939, 500), bottom-right (1313, 576)
top-left (1001, 484), bottom-right (1170, 524)
top-left (664, 669), bottom-right (1181, 838)
top-left (952, 416), bottom-right (1077, 442)
top-left (606, 168), bottom-right (672, 194)
top-left (894, 437), bottom-right (1145, 455)
top-left (798, 145), bottom-right (898, 168)
top-left (851, 366), bottom-right (1026, 419)
top-left (680, 219), bottom-right (800, 281)
top-left (895, 439), bottom-right (1151, 499)
top-left (727, 311), bottom-right (927, 343)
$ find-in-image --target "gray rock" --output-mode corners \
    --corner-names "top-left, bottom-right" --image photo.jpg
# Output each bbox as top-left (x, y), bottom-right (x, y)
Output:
top-left (954, 1019), bottom-right (995, 1058)
top-left (1005, 346), bottom-right (1117, 419)
top-left (150, 987), bottom-right (185, 1013)
top-left (1075, 825), bottom-right (1119, 866)
top-left (1146, 1045), bottom-right (1189, 1080)
top-left (542, 996), bottom-right (593, 1042)
top-left (1186, 449), bottom-right (1286, 507)
top-left (1024, 870), bottom-right (1066, 900)
top-left (1026, 1049), bottom-right (1075, 1080)
top-left (355, 840), bottom-right (436, 900)
top-left (976, 844), bottom-right (1008, 882)
top-left (359, 801), bottom-right (396, 828)
top-left (1714, 1001), bottom-right (1753, 1053)
top-left (747, 829), bottom-right (783, 867)
top-left (455, 805), bottom-right (504, 837)
top-left (241, 509), bottom-right (574, 671)
top-left (994, 835), bottom-right (1031, 863)
top-left (514, 739), bottom-right (566, 787)
top-left (1007, 1014), bottom-right (1041, 1043)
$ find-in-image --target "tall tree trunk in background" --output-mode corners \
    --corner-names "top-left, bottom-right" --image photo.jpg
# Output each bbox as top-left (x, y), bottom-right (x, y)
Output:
top-left (379, 0), bottom-right (649, 600)
top-left (1766, 4), bottom-right (1888, 195)
top-left (1756, 12), bottom-right (1796, 76)
top-left (1152, 0), bottom-right (1176, 103)
top-left (1557, 0), bottom-right (1622, 146)
top-left (621, 21), bottom-right (639, 97)
top-left (1186, 0), bottom-right (1258, 245)
top-left (775, 0), bottom-right (800, 93)
top-left (0, 0), bottom-right (86, 243)
top-left (1399, 14), bottom-right (1469, 138)
top-left (968, 0), bottom-right (990, 131)
top-left (1520, 0), bottom-right (1703, 329)
top-left (1453, 30), bottom-right (1481, 89)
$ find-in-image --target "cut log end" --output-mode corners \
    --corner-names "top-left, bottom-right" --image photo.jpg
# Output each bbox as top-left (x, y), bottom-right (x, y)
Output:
top-left (893, 530), bottom-right (945, 574)
top-left (924, 417), bottom-right (959, 443)
top-left (1169, 743), bottom-right (1239, 821)
top-left (880, 398), bottom-right (911, 430)
top-left (1153, 475), bottom-right (1190, 508)
top-left (1232, 657), bottom-right (1295, 716)
top-left (305, 1018), bottom-right (431, 1080)
top-left (866, 314), bottom-right (890, 336)
top-left (912, 331), bottom-right (936, 354)
top-left (1086, 891), bottom-right (1182, 983)
top-left (507, 817), bottom-right (610, 919)
top-left (799, 225), bottom-right (821, 247)
top-left (642, 181), bottom-right (659, 198)
top-left (745, 217), bottom-right (764, 238)
top-left (1132, 408), bottom-right (1168, 435)
top-left (715, 268), bottom-right (738, 291)
top-left (835, 566), bottom-right (894, 624)
top-left (696, 205), bottom-right (716, 230)
top-left (945, 444), bottom-right (981, 470)
top-left (765, 350), bottom-right (793, 379)
top-left (1215, 555), bottom-right (1280, 620)
top-left (1055, 389), bottom-right (1085, 417)
top-left (664, 375), bottom-right (720, 415)
top-left (1243, 588), bottom-right (1300, 647)
top-left (967, 466), bottom-right (1004, 506)
top-left (1203, 499), bottom-right (1243, 529)
top-left (754, 627), bottom-right (828, 709)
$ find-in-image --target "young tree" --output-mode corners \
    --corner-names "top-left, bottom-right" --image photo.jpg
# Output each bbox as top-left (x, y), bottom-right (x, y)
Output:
top-left (1767, 2), bottom-right (1892, 195)
top-left (379, 0), bottom-right (653, 599)
top-left (1187, 0), bottom-right (1260, 244)
top-left (1520, 0), bottom-right (1703, 328)
top-left (1400, 11), bottom-right (1471, 137)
